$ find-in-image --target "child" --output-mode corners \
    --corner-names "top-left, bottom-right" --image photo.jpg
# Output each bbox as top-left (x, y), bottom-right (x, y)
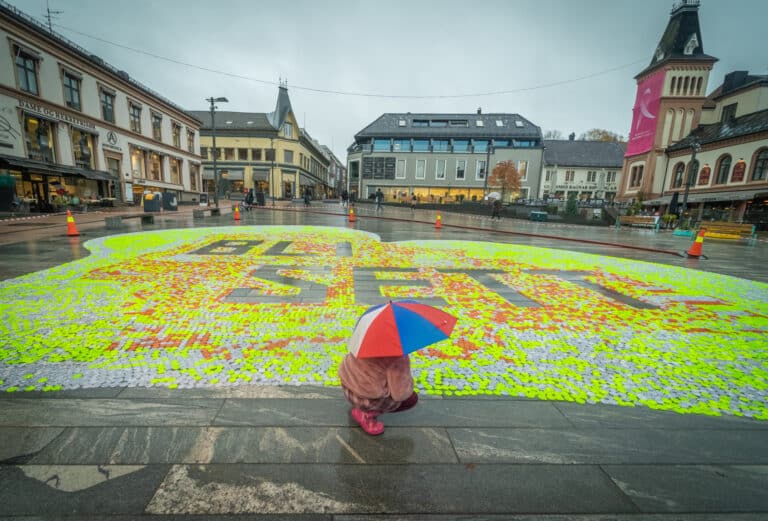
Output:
top-left (338, 353), bottom-right (419, 435)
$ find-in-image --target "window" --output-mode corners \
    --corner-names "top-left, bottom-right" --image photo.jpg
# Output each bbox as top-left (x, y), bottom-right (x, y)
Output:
top-left (284, 150), bottom-right (294, 163)
top-left (23, 116), bottom-right (54, 162)
top-left (476, 160), bottom-right (486, 180)
top-left (415, 159), bottom-right (426, 179)
top-left (150, 152), bottom-right (163, 181)
top-left (494, 140), bottom-right (509, 147)
top-left (252, 148), bottom-right (262, 160)
top-left (200, 147), bottom-right (208, 159)
top-left (393, 139), bottom-right (410, 152)
top-left (515, 120), bottom-right (525, 128)
top-left (152, 113), bottom-right (163, 141)
top-left (15, 48), bottom-right (39, 95)
top-left (413, 140), bottom-right (429, 152)
top-left (752, 149), bottom-right (768, 181)
top-left (518, 161), bottom-right (528, 180)
top-left (435, 159), bottom-right (446, 180)
top-left (129, 103), bottom-right (142, 133)
top-left (715, 155), bottom-right (731, 184)
top-left (456, 160), bottom-right (466, 180)
top-left (71, 129), bottom-right (93, 169)
top-left (131, 148), bottom-right (146, 178)
top-left (63, 72), bottom-right (81, 111)
top-left (398, 119), bottom-right (406, 126)
top-left (170, 158), bottom-right (181, 184)
top-left (412, 120), bottom-right (429, 127)
top-left (565, 170), bottom-right (575, 182)
top-left (169, 123), bottom-right (180, 148)
top-left (629, 165), bottom-right (644, 187)
top-left (688, 160), bottom-right (699, 186)
top-left (587, 170), bottom-right (597, 183)
top-left (433, 140), bottom-right (449, 152)
top-left (373, 139), bottom-right (390, 151)
top-left (100, 89), bottom-right (115, 123)
top-left (606, 171), bottom-right (616, 183)
top-left (545, 170), bottom-right (553, 182)
top-left (282, 123), bottom-right (293, 137)
top-left (495, 120), bottom-right (504, 127)
top-left (187, 130), bottom-right (195, 153)
top-left (238, 148), bottom-right (248, 161)
top-left (453, 140), bottom-right (469, 152)
top-left (474, 140), bottom-right (488, 153)
top-left (672, 162), bottom-right (685, 188)
top-left (449, 120), bottom-right (468, 127)
top-left (224, 148), bottom-right (234, 160)
top-left (476, 120), bottom-right (484, 127)
top-left (430, 120), bottom-right (448, 127)
top-left (190, 164), bottom-right (199, 191)
top-left (396, 159), bottom-right (406, 179)
top-left (721, 103), bottom-right (737, 123)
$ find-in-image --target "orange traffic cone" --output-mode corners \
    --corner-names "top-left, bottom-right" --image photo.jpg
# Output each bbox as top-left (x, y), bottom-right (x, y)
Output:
top-left (234, 205), bottom-right (241, 221)
top-left (684, 228), bottom-right (707, 259)
top-left (435, 213), bottom-right (442, 229)
top-left (349, 207), bottom-right (356, 222)
top-left (66, 209), bottom-right (80, 236)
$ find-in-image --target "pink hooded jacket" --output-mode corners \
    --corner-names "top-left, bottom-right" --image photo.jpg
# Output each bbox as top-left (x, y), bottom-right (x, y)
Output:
top-left (338, 354), bottom-right (414, 402)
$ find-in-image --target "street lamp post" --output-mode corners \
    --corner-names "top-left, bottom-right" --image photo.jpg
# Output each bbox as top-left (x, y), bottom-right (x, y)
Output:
top-left (483, 142), bottom-right (493, 198)
top-left (680, 139), bottom-right (700, 221)
top-left (206, 96), bottom-right (228, 209)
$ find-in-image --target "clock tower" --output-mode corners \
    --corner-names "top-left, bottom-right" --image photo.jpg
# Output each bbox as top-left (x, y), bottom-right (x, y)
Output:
top-left (618, 0), bottom-right (717, 202)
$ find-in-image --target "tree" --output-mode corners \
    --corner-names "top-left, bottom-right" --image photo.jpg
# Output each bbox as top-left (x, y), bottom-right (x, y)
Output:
top-left (543, 130), bottom-right (564, 139)
top-left (565, 192), bottom-right (579, 216)
top-left (488, 161), bottom-right (522, 202)
top-left (578, 128), bottom-right (626, 142)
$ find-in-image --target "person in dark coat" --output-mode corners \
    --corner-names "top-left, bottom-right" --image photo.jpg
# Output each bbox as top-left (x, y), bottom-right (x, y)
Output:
top-left (491, 198), bottom-right (502, 220)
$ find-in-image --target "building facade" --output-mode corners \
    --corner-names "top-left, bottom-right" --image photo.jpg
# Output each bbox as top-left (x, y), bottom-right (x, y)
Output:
top-left (189, 85), bottom-right (330, 201)
top-left (321, 144), bottom-right (346, 198)
top-left (540, 139), bottom-right (625, 202)
top-left (346, 111), bottom-right (543, 204)
top-left (0, 2), bottom-right (202, 211)
top-left (618, 0), bottom-right (717, 204)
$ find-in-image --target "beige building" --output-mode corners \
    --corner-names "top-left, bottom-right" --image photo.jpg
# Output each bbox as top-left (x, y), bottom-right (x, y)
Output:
top-left (189, 85), bottom-right (330, 201)
top-left (540, 139), bottom-right (625, 202)
top-left (0, 2), bottom-right (202, 211)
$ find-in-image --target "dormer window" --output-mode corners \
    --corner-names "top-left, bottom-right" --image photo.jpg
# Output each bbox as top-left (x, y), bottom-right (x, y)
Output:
top-left (282, 122), bottom-right (293, 137)
top-left (515, 120), bottom-right (525, 128)
top-left (684, 33), bottom-right (699, 55)
top-left (495, 120), bottom-right (504, 127)
top-left (398, 119), bottom-right (407, 126)
top-left (476, 120), bottom-right (484, 127)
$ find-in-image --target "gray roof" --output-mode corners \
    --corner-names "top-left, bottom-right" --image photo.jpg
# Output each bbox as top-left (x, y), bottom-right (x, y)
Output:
top-left (354, 113), bottom-right (542, 140)
top-left (268, 86), bottom-right (293, 130)
top-left (543, 140), bottom-right (626, 168)
top-left (667, 108), bottom-right (768, 152)
top-left (186, 111), bottom-right (273, 131)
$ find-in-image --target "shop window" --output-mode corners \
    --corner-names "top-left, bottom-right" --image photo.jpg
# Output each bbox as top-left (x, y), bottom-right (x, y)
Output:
top-left (72, 129), bottom-right (94, 169)
top-left (131, 148), bottom-right (146, 178)
top-left (190, 164), bottom-right (199, 191)
top-left (14, 47), bottom-right (39, 95)
top-left (24, 116), bottom-right (54, 162)
top-left (170, 158), bottom-right (181, 184)
top-left (150, 153), bottom-right (163, 181)
top-left (714, 155), bottom-right (731, 184)
top-left (751, 149), bottom-right (768, 181)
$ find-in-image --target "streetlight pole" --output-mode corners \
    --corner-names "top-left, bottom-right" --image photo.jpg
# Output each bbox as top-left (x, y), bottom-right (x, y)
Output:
top-left (206, 96), bottom-right (228, 209)
top-left (483, 142), bottom-right (493, 197)
top-left (270, 136), bottom-right (276, 206)
top-left (680, 139), bottom-right (700, 221)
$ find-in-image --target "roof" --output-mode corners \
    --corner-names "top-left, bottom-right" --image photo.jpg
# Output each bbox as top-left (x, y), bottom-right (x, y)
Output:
top-left (543, 140), bottom-right (626, 168)
top-left (667, 108), bottom-right (768, 152)
top-left (0, 2), bottom-right (201, 125)
top-left (268, 85), bottom-right (293, 130)
top-left (186, 111), bottom-right (273, 131)
top-left (635, 0), bottom-right (717, 79)
top-left (354, 113), bottom-right (542, 140)
top-left (712, 72), bottom-right (768, 101)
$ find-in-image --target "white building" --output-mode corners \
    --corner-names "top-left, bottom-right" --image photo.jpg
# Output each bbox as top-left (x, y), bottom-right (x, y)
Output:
top-left (0, 2), bottom-right (202, 211)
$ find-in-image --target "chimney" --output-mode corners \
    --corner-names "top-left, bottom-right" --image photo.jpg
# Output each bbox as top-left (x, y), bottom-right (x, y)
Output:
top-left (477, 107), bottom-right (482, 114)
top-left (569, 132), bottom-right (576, 141)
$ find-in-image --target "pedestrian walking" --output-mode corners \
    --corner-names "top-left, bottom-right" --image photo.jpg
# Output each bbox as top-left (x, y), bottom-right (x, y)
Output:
top-left (491, 199), bottom-right (502, 220)
top-left (375, 188), bottom-right (384, 212)
top-left (341, 189), bottom-right (349, 208)
top-left (410, 192), bottom-right (417, 211)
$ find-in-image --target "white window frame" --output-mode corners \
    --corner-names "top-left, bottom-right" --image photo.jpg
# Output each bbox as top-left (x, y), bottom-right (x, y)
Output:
top-left (587, 170), bottom-right (597, 183)
top-left (517, 160), bottom-right (528, 181)
top-left (456, 160), bottom-right (466, 180)
top-left (415, 159), bottom-right (426, 180)
top-left (606, 171), bottom-right (616, 183)
top-left (396, 159), bottom-right (406, 179)
top-left (475, 160), bottom-right (486, 181)
top-left (435, 159), bottom-right (446, 180)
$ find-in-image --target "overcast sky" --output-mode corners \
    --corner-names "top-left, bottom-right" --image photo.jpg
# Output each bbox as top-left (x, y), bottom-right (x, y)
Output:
top-left (9, 0), bottom-right (768, 161)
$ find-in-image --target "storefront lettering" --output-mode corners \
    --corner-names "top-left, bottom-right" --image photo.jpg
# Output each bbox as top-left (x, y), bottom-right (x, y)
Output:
top-left (18, 98), bottom-right (96, 130)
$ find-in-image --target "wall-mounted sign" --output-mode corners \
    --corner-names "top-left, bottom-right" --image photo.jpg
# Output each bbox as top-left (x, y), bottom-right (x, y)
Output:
top-left (18, 98), bottom-right (96, 130)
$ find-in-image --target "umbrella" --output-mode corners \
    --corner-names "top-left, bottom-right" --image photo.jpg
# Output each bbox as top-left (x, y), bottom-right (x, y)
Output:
top-left (348, 299), bottom-right (457, 358)
top-left (485, 192), bottom-right (501, 200)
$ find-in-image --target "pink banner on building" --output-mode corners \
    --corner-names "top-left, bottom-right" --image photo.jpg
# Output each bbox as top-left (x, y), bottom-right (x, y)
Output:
top-left (625, 70), bottom-right (666, 157)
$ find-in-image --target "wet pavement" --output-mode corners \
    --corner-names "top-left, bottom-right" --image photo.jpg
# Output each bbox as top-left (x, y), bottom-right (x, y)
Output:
top-left (0, 201), bottom-right (767, 519)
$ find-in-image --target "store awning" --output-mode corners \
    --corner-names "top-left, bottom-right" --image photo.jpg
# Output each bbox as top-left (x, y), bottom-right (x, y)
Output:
top-left (0, 153), bottom-right (117, 181)
top-left (645, 190), bottom-right (764, 205)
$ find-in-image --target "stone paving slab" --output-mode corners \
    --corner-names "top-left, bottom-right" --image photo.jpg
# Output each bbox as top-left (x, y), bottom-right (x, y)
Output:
top-left (143, 463), bottom-right (636, 515)
top-left (448, 427), bottom-right (768, 464)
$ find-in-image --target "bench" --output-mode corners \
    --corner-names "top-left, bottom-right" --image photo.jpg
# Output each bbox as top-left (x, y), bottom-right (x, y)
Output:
top-left (616, 215), bottom-right (659, 232)
top-left (105, 214), bottom-right (155, 229)
top-left (192, 208), bottom-right (221, 219)
top-left (697, 222), bottom-right (757, 244)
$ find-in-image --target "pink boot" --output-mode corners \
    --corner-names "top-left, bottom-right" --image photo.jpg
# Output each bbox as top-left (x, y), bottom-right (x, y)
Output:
top-left (392, 392), bottom-right (419, 413)
top-left (351, 408), bottom-right (384, 435)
